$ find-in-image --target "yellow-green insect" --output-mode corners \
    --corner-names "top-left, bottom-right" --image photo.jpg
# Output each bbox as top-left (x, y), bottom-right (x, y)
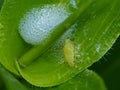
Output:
top-left (63, 39), bottom-right (76, 67)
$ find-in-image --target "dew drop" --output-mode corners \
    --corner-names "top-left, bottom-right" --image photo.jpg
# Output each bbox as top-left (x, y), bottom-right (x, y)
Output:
top-left (96, 44), bottom-right (101, 52)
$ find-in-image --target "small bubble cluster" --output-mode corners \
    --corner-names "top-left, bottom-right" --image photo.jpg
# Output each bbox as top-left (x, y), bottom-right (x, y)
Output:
top-left (19, 5), bottom-right (70, 45)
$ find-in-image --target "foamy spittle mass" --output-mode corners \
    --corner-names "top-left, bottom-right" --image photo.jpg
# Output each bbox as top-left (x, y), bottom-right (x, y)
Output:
top-left (19, 5), bottom-right (70, 45)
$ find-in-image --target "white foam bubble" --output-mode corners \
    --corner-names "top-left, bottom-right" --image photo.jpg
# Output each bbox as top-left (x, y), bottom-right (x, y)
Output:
top-left (19, 5), bottom-right (70, 45)
top-left (70, 0), bottom-right (77, 8)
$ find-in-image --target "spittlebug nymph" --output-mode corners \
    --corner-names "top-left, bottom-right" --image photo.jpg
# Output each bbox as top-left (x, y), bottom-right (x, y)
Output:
top-left (63, 39), bottom-right (75, 67)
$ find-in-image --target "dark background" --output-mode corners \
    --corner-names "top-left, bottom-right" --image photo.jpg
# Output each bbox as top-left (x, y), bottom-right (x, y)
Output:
top-left (90, 36), bottom-right (120, 90)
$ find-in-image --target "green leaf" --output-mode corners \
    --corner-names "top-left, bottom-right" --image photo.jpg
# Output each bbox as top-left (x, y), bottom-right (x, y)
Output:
top-left (90, 36), bottom-right (120, 90)
top-left (46, 70), bottom-right (106, 90)
top-left (15, 69), bottom-right (106, 90)
top-left (0, 64), bottom-right (28, 90)
top-left (0, 0), bottom-right (120, 87)
top-left (0, 67), bottom-right (106, 90)
top-left (18, 0), bottom-right (93, 67)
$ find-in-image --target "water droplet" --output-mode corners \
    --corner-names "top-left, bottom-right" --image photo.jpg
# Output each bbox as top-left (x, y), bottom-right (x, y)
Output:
top-left (95, 44), bottom-right (101, 52)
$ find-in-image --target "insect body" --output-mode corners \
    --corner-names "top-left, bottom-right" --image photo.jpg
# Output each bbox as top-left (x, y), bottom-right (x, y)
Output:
top-left (63, 39), bottom-right (75, 67)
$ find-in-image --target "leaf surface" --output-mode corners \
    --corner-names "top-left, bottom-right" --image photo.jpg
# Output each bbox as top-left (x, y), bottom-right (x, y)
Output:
top-left (0, 0), bottom-right (120, 87)
top-left (46, 70), bottom-right (106, 90)
top-left (0, 64), bottom-right (28, 90)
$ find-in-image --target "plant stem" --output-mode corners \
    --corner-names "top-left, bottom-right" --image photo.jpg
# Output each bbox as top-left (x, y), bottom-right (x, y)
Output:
top-left (18, 0), bottom-right (93, 67)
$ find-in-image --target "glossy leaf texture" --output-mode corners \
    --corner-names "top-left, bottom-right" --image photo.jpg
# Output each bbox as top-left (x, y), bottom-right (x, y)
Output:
top-left (90, 36), bottom-right (120, 90)
top-left (45, 70), bottom-right (106, 90)
top-left (27, 70), bottom-right (106, 90)
top-left (0, 65), bottom-right (107, 90)
top-left (0, 0), bottom-right (120, 87)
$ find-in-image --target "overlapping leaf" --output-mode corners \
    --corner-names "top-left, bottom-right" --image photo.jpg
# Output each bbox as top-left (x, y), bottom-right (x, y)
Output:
top-left (0, 64), bottom-right (28, 90)
top-left (0, 65), bottom-right (107, 90)
top-left (0, 0), bottom-right (120, 88)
